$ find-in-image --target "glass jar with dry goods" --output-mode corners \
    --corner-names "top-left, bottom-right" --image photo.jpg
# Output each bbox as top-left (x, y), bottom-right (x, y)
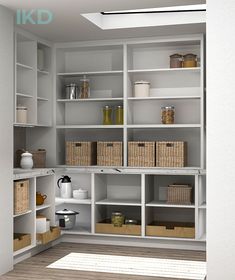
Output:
top-left (161, 106), bottom-right (175, 124)
top-left (183, 53), bottom-right (197, 68)
top-left (103, 105), bottom-right (113, 125)
top-left (170, 53), bottom-right (183, 68)
top-left (115, 105), bottom-right (123, 125)
top-left (79, 75), bottom-right (90, 98)
top-left (16, 106), bottom-right (27, 123)
top-left (111, 212), bottom-right (125, 227)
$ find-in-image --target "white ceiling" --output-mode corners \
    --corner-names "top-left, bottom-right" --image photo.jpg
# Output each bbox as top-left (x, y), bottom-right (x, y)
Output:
top-left (0, 0), bottom-right (206, 42)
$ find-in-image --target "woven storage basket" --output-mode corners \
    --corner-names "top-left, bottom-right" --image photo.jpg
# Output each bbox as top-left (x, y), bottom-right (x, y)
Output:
top-left (14, 180), bottom-right (29, 215)
top-left (97, 142), bottom-right (122, 166)
top-left (167, 184), bottom-right (192, 204)
top-left (16, 149), bottom-right (46, 168)
top-left (128, 142), bottom-right (155, 167)
top-left (156, 141), bottom-right (187, 167)
top-left (66, 141), bottom-right (97, 166)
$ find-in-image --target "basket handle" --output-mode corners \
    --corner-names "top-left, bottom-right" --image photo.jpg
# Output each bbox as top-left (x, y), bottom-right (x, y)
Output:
top-left (138, 143), bottom-right (145, 147)
top-left (75, 143), bottom-right (82, 147)
top-left (107, 143), bottom-right (113, 147)
top-left (165, 225), bottom-right (175, 230)
top-left (166, 143), bottom-right (174, 147)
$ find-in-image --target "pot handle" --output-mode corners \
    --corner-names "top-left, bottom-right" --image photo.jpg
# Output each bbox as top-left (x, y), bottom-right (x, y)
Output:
top-left (43, 194), bottom-right (47, 200)
top-left (57, 178), bottom-right (63, 189)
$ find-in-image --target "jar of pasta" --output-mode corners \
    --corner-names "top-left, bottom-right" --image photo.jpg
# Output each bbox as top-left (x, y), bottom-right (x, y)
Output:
top-left (79, 75), bottom-right (90, 98)
top-left (161, 106), bottom-right (175, 124)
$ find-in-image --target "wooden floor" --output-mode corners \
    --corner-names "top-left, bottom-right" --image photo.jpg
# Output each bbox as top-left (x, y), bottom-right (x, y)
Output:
top-left (1, 243), bottom-right (206, 280)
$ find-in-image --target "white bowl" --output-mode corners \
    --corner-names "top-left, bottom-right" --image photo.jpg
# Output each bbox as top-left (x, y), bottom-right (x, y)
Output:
top-left (73, 188), bottom-right (88, 199)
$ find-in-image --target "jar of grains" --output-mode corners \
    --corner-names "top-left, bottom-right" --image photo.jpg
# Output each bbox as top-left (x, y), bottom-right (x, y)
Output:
top-left (161, 106), bottom-right (175, 124)
top-left (79, 75), bottom-right (90, 98)
top-left (111, 212), bottom-right (125, 227)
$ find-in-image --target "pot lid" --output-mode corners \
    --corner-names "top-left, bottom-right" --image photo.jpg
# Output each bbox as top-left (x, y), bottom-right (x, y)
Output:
top-left (134, 80), bottom-right (150, 85)
top-left (74, 188), bottom-right (88, 193)
top-left (65, 83), bottom-right (78, 87)
top-left (55, 209), bottom-right (79, 215)
top-left (21, 151), bottom-right (32, 157)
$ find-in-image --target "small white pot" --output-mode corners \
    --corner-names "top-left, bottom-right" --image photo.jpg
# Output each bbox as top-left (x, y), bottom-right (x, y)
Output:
top-left (134, 81), bottom-right (150, 97)
top-left (73, 188), bottom-right (88, 199)
top-left (20, 151), bottom-right (33, 169)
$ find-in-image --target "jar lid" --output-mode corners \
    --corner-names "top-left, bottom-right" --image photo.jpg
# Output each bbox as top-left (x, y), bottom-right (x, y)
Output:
top-left (21, 151), bottom-right (32, 157)
top-left (103, 105), bottom-right (111, 109)
top-left (55, 209), bottom-right (79, 215)
top-left (65, 83), bottom-right (78, 87)
top-left (116, 105), bottom-right (123, 109)
top-left (112, 212), bottom-right (123, 216)
top-left (161, 106), bottom-right (175, 109)
top-left (73, 188), bottom-right (88, 193)
top-left (134, 80), bottom-right (150, 85)
top-left (170, 53), bottom-right (182, 58)
top-left (80, 75), bottom-right (89, 82)
top-left (16, 106), bottom-right (27, 110)
top-left (183, 53), bottom-right (197, 58)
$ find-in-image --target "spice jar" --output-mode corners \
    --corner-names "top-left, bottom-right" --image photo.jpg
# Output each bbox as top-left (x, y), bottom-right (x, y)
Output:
top-left (79, 75), bottom-right (90, 98)
top-left (170, 53), bottom-right (183, 68)
top-left (16, 106), bottom-right (27, 123)
top-left (103, 105), bottom-right (112, 125)
top-left (183, 53), bottom-right (197, 68)
top-left (115, 105), bottom-right (123, 125)
top-left (111, 212), bottom-right (125, 227)
top-left (161, 106), bottom-right (175, 124)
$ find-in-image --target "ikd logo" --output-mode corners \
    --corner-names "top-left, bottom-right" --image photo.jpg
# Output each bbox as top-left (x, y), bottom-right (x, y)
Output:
top-left (16, 9), bottom-right (53, 24)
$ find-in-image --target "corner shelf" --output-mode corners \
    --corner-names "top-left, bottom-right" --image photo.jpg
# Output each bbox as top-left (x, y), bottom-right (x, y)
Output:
top-left (36, 204), bottom-right (51, 211)
top-left (95, 198), bottom-right (141, 206)
top-left (128, 67), bottom-right (201, 74)
top-left (56, 125), bottom-right (124, 129)
top-left (146, 201), bottom-right (195, 208)
top-left (16, 93), bottom-right (33, 99)
top-left (127, 96), bottom-right (201, 100)
top-left (13, 210), bottom-right (32, 218)
top-left (57, 97), bottom-right (123, 102)
top-left (57, 70), bottom-right (123, 77)
top-left (127, 124), bottom-right (201, 129)
top-left (55, 197), bottom-right (92, 205)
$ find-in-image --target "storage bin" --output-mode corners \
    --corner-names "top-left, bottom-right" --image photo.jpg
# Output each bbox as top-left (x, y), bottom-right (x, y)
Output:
top-left (156, 141), bottom-right (187, 167)
top-left (128, 141), bottom-right (155, 167)
top-left (146, 221), bottom-right (195, 238)
top-left (167, 184), bottom-right (192, 205)
top-left (14, 180), bottom-right (29, 215)
top-left (96, 219), bottom-right (141, 236)
top-left (16, 149), bottom-right (46, 168)
top-left (97, 142), bottom-right (122, 166)
top-left (66, 141), bottom-right (97, 166)
top-left (36, 226), bottom-right (61, 245)
top-left (13, 233), bottom-right (31, 252)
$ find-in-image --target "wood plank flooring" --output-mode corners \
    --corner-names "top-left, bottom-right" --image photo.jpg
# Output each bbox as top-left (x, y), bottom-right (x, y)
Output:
top-left (0, 243), bottom-right (206, 280)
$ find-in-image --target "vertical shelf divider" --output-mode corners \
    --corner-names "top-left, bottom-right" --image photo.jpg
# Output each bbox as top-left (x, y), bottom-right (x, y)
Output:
top-left (194, 174), bottom-right (199, 240)
top-left (91, 173), bottom-right (95, 234)
top-left (141, 174), bottom-right (146, 237)
top-left (123, 44), bottom-right (128, 167)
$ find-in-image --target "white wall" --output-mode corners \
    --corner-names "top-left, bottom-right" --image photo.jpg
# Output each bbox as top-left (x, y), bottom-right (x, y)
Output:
top-left (207, 1), bottom-right (235, 279)
top-left (0, 5), bottom-right (14, 275)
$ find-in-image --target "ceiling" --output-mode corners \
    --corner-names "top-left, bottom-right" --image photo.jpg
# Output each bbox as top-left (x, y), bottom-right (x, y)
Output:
top-left (0, 0), bottom-right (206, 42)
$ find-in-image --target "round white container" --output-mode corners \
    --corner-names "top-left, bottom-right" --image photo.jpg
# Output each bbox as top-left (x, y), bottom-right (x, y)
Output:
top-left (16, 106), bottom-right (27, 123)
top-left (134, 81), bottom-right (150, 97)
top-left (20, 151), bottom-right (33, 169)
top-left (73, 188), bottom-right (88, 199)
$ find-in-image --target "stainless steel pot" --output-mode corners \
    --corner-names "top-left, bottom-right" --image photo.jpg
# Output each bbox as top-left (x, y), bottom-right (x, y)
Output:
top-left (55, 209), bottom-right (79, 229)
top-left (65, 84), bottom-right (78, 99)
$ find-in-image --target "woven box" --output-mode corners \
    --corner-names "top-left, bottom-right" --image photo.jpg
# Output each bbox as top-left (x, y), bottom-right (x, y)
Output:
top-left (16, 149), bottom-right (46, 168)
top-left (66, 141), bottom-right (97, 166)
top-left (167, 184), bottom-right (192, 204)
top-left (97, 142), bottom-right (122, 166)
top-left (156, 141), bottom-right (187, 167)
top-left (13, 233), bottom-right (31, 252)
top-left (128, 141), bottom-right (155, 167)
top-left (36, 227), bottom-right (61, 245)
top-left (14, 180), bottom-right (29, 215)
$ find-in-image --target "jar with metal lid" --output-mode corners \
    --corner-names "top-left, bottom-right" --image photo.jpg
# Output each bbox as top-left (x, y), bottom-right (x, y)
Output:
top-left (16, 106), bottom-right (27, 123)
top-left (134, 81), bottom-right (150, 97)
top-left (111, 212), bottom-right (125, 227)
top-left (115, 105), bottom-right (123, 125)
top-left (103, 105), bottom-right (112, 125)
top-left (183, 53), bottom-right (197, 68)
top-left (65, 83), bottom-right (78, 99)
top-left (79, 75), bottom-right (90, 98)
top-left (170, 53), bottom-right (183, 68)
top-left (161, 106), bottom-right (175, 124)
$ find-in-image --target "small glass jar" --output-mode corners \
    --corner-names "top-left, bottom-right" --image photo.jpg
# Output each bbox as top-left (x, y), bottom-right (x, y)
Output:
top-left (115, 105), bottom-right (123, 125)
top-left (111, 212), bottom-right (125, 227)
top-left (103, 105), bottom-right (112, 125)
top-left (170, 53), bottom-right (183, 68)
top-left (161, 106), bottom-right (175, 124)
top-left (183, 53), bottom-right (197, 68)
top-left (79, 75), bottom-right (90, 98)
top-left (16, 106), bottom-right (27, 123)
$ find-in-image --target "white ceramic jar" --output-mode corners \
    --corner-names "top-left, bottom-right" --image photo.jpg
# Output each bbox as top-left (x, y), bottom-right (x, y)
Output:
top-left (20, 151), bottom-right (33, 169)
top-left (16, 106), bottom-right (27, 123)
top-left (73, 188), bottom-right (88, 199)
top-left (134, 81), bottom-right (150, 97)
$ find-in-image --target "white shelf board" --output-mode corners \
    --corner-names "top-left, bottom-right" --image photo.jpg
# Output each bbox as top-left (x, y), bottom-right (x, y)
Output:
top-left (128, 96), bottom-right (201, 100)
top-left (16, 62), bottom-right (34, 70)
top-left (199, 202), bottom-right (206, 209)
top-left (56, 125), bottom-right (124, 129)
top-left (128, 67), bottom-right (200, 73)
top-left (146, 201), bottom-right (195, 208)
top-left (37, 69), bottom-right (49, 75)
top-left (95, 198), bottom-right (141, 206)
top-left (14, 122), bottom-right (35, 127)
top-left (36, 204), bottom-right (51, 211)
top-left (13, 244), bottom-right (36, 257)
top-left (57, 97), bottom-right (123, 102)
top-left (127, 124), bottom-right (201, 129)
top-left (13, 210), bottom-right (32, 218)
top-left (62, 226), bottom-right (91, 235)
top-left (57, 70), bottom-right (123, 77)
top-left (16, 93), bottom-right (33, 99)
top-left (144, 236), bottom-right (197, 242)
top-left (94, 233), bottom-right (142, 239)
top-left (37, 97), bottom-right (49, 101)
top-left (55, 197), bottom-right (92, 205)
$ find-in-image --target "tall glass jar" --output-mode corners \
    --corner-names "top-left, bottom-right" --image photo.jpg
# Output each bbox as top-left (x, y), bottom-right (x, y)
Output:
top-left (161, 106), bottom-right (175, 124)
top-left (103, 105), bottom-right (112, 125)
top-left (79, 75), bottom-right (90, 98)
top-left (115, 105), bottom-right (123, 125)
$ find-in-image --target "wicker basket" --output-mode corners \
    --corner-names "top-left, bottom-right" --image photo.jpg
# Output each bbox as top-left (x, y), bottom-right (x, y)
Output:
top-left (167, 184), bottom-right (192, 204)
top-left (128, 142), bottom-right (155, 167)
top-left (66, 141), bottom-right (97, 166)
top-left (97, 142), bottom-right (122, 166)
top-left (14, 180), bottom-right (30, 215)
top-left (156, 141), bottom-right (187, 167)
top-left (16, 149), bottom-right (46, 168)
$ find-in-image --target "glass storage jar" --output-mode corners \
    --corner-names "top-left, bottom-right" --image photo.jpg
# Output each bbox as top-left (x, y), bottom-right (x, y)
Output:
top-left (79, 75), bottom-right (90, 98)
top-left (183, 53), bottom-right (197, 68)
top-left (103, 105), bottom-right (112, 125)
top-left (111, 212), bottom-right (125, 227)
top-left (16, 106), bottom-right (27, 123)
top-left (115, 105), bottom-right (123, 125)
top-left (161, 106), bottom-right (175, 124)
top-left (170, 53), bottom-right (183, 68)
